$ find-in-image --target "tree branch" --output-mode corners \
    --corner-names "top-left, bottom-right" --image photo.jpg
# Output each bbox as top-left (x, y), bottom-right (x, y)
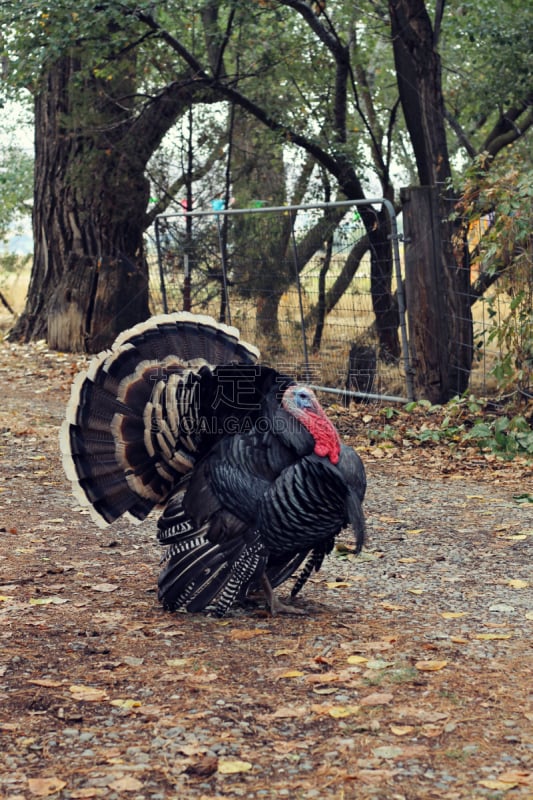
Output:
top-left (134, 8), bottom-right (367, 201)
top-left (483, 96), bottom-right (533, 157)
top-left (444, 106), bottom-right (477, 159)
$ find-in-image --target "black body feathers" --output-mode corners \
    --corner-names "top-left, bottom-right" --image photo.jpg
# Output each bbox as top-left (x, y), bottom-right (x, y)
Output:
top-left (61, 312), bottom-right (366, 616)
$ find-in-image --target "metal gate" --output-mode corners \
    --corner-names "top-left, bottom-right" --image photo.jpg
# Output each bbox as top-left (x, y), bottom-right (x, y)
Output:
top-left (151, 199), bottom-right (413, 403)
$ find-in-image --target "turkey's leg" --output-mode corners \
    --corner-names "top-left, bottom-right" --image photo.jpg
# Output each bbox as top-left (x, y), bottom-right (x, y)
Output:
top-left (261, 575), bottom-right (305, 616)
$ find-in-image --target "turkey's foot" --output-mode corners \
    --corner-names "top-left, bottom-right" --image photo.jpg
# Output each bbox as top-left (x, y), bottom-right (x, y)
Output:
top-left (261, 575), bottom-right (306, 616)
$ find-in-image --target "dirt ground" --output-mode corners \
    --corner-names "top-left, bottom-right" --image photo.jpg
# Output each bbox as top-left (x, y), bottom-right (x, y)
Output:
top-left (0, 338), bottom-right (532, 800)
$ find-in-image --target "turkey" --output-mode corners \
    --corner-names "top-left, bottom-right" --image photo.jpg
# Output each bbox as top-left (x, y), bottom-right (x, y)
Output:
top-left (61, 312), bottom-right (366, 616)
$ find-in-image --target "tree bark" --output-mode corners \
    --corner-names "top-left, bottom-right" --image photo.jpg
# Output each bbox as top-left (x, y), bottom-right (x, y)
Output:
top-left (10, 45), bottom-right (205, 352)
top-left (402, 186), bottom-right (473, 402)
top-left (10, 56), bottom-right (151, 351)
top-left (390, 0), bottom-right (473, 400)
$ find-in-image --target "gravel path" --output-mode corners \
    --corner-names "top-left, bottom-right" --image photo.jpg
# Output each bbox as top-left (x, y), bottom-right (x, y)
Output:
top-left (0, 340), bottom-right (532, 800)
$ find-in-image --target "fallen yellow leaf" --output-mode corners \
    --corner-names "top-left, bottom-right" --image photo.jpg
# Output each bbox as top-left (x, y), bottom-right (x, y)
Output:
top-left (441, 611), bottom-right (468, 619)
top-left (475, 632), bottom-right (512, 640)
top-left (405, 528), bottom-right (424, 535)
top-left (107, 776), bottom-right (144, 792)
top-left (327, 705), bottom-right (360, 718)
top-left (278, 670), bottom-right (305, 679)
top-left (69, 684), bottom-right (108, 702)
top-left (326, 581), bottom-right (351, 589)
top-left (311, 703), bottom-right (360, 718)
top-left (109, 698), bottom-right (142, 709)
top-left (165, 658), bottom-right (189, 667)
top-left (407, 588), bottom-right (424, 595)
top-left (390, 725), bottom-right (415, 736)
top-left (28, 778), bottom-right (67, 797)
top-left (305, 672), bottom-right (340, 684)
top-left (29, 596), bottom-right (68, 605)
top-left (478, 779), bottom-right (518, 791)
top-left (508, 579), bottom-right (529, 589)
top-left (415, 660), bottom-right (448, 672)
top-left (217, 759), bottom-right (253, 775)
top-left (28, 679), bottom-right (63, 688)
top-left (346, 655), bottom-right (368, 665)
top-left (497, 770), bottom-right (533, 785)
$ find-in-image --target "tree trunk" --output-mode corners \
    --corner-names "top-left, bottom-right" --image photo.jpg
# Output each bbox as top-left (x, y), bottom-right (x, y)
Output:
top-left (389, 0), bottom-right (473, 400)
top-left (11, 56), bottom-right (151, 352)
top-left (230, 111), bottom-right (289, 348)
top-left (369, 209), bottom-right (400, 363)
top-left (402, 186), bottom-right (472, 402)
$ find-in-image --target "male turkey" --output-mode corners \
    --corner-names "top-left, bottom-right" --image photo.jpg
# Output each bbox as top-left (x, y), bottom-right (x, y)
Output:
top-left (61, 312), bottom-right (366, 616)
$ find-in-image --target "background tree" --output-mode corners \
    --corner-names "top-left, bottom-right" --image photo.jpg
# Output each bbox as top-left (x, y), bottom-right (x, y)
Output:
top-left (2, 3), bottom-right (213, 350)
top-left (0, 141), bottom-right (33, 245)
top-left (1, 0), bottom-right (531, 401)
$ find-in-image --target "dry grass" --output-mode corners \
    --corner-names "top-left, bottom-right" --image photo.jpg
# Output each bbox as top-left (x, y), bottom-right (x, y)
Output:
top-left (0, 259), bottom-right (31, 331)
top-left (1, 257), bottom-right (510, 400)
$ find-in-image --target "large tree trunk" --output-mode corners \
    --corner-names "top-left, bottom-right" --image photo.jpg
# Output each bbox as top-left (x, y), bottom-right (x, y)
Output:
top-left (11, 56), bottom-right (150, 352)
top-left (389, 0), bottom-right (473, 400)
top-left (402, 186), bottom-right (473, 401)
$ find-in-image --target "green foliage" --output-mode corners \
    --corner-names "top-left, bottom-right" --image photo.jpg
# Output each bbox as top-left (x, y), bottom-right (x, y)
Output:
top-left (0, 1), bottom-right (157, 98)
top-left (369, 394), bottom-right (533, 460)
top-left (461, 414), bottom-right (533, 458)
top-left (442, 0), bottom-right (533, 147)
top-left (0, 143), bottom-right (33, 243)
top-left (457, 154), bottom-right (533, 394)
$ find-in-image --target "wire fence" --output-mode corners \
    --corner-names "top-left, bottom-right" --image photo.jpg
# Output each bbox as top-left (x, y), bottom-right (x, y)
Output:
top-left (148, 200), bottom-right (413, 403)
top-left (459, 215), bottom-right (525, 398)
top-left (145, 200), bottom-right (520, 404)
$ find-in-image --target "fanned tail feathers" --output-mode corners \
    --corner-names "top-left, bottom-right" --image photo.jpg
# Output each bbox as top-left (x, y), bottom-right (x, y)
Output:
top-left (60, 312), bottom-right (259, 526)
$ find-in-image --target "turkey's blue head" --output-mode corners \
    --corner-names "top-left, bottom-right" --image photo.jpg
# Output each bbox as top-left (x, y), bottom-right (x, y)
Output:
top-left (282, 385), bottom-right (341, 464)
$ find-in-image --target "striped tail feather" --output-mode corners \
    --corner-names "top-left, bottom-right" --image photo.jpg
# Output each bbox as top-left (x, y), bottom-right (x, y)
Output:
top-left (112, 312), bottom-right (259, 366)
top-left (210, 540), bottom-right (267, 617)
top-left (157, 533), bottom-right (267, 615)
top-left (290, 547), bottom-right (327, 599)
top-left (60, 312), bottom-right (260, 527)
top-left (158, 537), bottom-right (231, 611)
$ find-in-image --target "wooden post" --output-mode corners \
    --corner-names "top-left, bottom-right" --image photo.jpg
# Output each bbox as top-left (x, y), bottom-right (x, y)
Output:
top-left (402, 186), bottom-right (444, 401)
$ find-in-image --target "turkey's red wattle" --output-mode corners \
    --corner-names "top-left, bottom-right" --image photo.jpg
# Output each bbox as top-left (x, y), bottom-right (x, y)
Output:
top-left (302, 412), bottom-right (341, 464)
